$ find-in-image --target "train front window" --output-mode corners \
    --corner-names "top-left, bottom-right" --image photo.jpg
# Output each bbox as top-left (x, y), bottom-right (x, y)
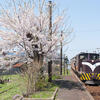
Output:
top-left (79, 54), bottom-right (88, 60)
top-left (90, 54), bottom-right (99, 60)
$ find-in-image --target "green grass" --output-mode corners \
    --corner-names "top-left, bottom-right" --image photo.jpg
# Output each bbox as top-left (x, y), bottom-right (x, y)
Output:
top-left (30, 91), bottom-right (53, 98)
top-left (29, 78), bottom-right (58, 98)
top-left (0, 74), bottom-right (25, 100)
top-left (30, 84), bottom-right (57, 98)
top-left (0, 74), bottom-right (58, 100)
top-left (0, 84), bottom-right (22, 100)
top-left (62, 68), bottom-right (70, 76)
top-left (52, 74), bottom-right (62, 80)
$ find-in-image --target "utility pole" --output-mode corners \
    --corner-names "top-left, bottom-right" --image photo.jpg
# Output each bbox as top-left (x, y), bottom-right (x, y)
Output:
top-left (48, 1), bottom-right (52, 82)
top-left (64, 54), bottom-right (65, 75)
top-left (60, 32), bottom-right (63, 75)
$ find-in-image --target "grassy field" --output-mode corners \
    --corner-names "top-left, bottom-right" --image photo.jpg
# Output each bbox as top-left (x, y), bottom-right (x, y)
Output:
top-left (0, 74), bottom-right (58, 100)
top-left (0, 74), bottom-right (24, 100)
top-left (62, 68), bottom-right (70, 76)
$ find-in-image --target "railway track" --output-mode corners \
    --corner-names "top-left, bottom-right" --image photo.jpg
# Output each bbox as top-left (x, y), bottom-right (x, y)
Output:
top-left (72, 68), bottom-right (100, 100)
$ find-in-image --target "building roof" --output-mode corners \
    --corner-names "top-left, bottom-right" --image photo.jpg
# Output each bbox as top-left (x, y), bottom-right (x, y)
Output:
top-left (13, 63), bottom-right (24, 68)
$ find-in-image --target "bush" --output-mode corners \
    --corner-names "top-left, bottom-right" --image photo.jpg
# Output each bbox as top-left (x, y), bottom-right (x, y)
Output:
top-left (35, 73), bottom-right (47, 91)
top-left (52, 74), bottom-right (62, 80)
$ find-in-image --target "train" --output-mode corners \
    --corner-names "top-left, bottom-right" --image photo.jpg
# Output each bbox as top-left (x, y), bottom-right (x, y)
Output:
top-left (71, 52), bottom-right (100, 84)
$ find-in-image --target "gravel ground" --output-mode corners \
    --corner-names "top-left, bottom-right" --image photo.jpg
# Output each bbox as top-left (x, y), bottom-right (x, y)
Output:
top-left (85, 85), bottom-right (100, 100)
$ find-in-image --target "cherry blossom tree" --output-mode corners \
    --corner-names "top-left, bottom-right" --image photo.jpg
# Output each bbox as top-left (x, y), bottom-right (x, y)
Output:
top-left (0, 0), bottom-right (71, 63)
top-left (0, 0), bottom-right (72, 94)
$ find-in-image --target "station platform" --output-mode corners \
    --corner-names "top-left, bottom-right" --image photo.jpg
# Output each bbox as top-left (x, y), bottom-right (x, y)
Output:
top-left (55, 70), bottom-right (94, 100)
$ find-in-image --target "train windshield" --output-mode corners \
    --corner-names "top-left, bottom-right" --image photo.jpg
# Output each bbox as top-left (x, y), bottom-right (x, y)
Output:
top-left (79, 54), bottom-right (88, 60)
top-left (89, 54), bottom-right (99, 60)
top-left (79, 53), bottom-right (99, 60)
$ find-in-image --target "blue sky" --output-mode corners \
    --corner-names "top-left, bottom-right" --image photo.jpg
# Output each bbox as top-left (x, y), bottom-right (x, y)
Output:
top-left (53, 0), bottom-right (100, 59)
top-left (0, 0), bottom-right (100, 59)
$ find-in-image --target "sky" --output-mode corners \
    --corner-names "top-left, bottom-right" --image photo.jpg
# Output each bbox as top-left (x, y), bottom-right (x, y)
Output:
top-left (0, 0), bottom-right (100, 59)
top-left (53, 0), bottom-right (100, 59)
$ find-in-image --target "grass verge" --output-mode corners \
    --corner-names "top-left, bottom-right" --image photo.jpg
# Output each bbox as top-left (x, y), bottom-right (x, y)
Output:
top-left (0, 74), bottom-right (58, 100)
top-left (0, 74), bottom-right (25, 100)
top-left (62, 68), bottom-right (70, 76)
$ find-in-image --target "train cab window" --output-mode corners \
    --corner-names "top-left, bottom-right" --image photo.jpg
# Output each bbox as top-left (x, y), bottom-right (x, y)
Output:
top-left (90, 54), bottom-right (99, 60)
top-left (80, 55), bottom-right (85, 60)
top-left (79, 54), bottom-right (88, 60)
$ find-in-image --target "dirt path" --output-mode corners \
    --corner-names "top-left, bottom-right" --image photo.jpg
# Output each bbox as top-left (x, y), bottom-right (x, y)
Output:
top-left (55, 71), bottom-right (93, 100)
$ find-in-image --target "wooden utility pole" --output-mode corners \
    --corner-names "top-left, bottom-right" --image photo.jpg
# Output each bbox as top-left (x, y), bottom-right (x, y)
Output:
top-left (60, 32), bottom-right (63, 75)
top-left (64, 54), bottom-right (65, 75)
top-left (49, 1), bottom-right (52, 36)
top-left (48, 1), bottom-right (52, 82)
